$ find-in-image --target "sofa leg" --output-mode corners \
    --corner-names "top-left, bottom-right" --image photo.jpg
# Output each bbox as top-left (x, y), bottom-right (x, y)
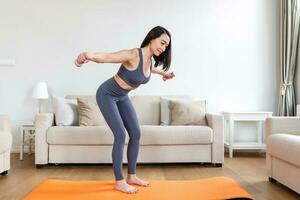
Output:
top-left (214, 163), bottom-right (222, 167)
top-left (0, 170), bottom-right (8, 176)
top-left (36, 164), bottom-right (46, 169)
top-left (268, 177), bottom-right (277, 183)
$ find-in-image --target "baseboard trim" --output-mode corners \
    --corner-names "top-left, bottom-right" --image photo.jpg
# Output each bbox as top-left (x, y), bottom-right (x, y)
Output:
top-left (11, 145), bottom-right (34, 153)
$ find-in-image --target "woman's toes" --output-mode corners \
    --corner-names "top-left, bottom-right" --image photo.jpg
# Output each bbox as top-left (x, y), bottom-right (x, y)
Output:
top-left (142, 181), bottom-right (149, 187)
top-left (115, 182), bottom-right (139, 194)
top-left (127, 177), bottom-right (149, 187)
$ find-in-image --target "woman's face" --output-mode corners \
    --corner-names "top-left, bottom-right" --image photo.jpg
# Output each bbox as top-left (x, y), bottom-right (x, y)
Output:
top-left (150, 33), bottom-right (170, 56)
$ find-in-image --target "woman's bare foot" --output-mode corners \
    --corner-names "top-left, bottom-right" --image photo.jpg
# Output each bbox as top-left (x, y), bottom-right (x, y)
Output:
top-left (126, 174), bottom-right (150, 187)
top-left (115, 179), bottom-right (139, 194)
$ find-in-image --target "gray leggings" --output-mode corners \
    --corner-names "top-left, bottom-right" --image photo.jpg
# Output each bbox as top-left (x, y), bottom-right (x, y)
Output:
top-left (96, 77), bottom-right (141, 181)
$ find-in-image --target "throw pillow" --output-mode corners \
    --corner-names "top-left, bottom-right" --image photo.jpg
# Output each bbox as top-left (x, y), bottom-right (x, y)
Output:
top-left (52, 95), bottom-right (79, 126)
top-left (160, 96), bottom-right (196, 125)
top-left (77, 97), bottom-right (107, 126)
top-left (168, 99), bottom-right (207, 125)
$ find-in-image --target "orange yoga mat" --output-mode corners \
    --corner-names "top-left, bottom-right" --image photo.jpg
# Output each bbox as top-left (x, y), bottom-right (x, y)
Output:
top-left (23, 176), bottom-right (253, 200)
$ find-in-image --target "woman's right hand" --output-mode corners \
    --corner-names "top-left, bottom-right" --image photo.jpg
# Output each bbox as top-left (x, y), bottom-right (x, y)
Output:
top-left (74, 52), bottom-right (94, 67)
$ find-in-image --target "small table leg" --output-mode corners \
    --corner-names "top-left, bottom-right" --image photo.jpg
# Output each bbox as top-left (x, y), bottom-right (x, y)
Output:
top-left (29, 130), bottom-right (32, 155)
top-left (257, 121), bottom-right (263, 144)
top-left (229, 147), bottom-right (233, 158)
top-left (229, 119), bottom-right (234, 158)
top-left (20, 128), bottom-right (24, 160)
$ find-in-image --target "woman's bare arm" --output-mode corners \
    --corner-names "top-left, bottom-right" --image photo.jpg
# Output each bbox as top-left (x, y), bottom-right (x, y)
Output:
top-left (151, 67), bottom-right (167, 76)
top-left (90, 49), bottom-right (135, 63)
top-left (75, 49), bottom-right (137, 67)
top-left (151, 67), bottom-right (175, 81)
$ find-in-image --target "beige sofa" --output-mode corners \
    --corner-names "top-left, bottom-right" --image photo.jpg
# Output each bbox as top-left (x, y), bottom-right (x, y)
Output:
top-left (0, 115), bottom-right (12, 176)
top-left (34, 95), bottom-right (224, 168)
top-left (265, 117), bottom-right (300, 194)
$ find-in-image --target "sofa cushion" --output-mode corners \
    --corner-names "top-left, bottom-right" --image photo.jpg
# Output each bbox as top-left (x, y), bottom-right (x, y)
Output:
top-left (0, 132), bottom-right (12, 153)
top-left (47, 126), bottom-right (115, 145)
top-left (169, 99), bottom-right (207, 125)
top-left (77, 97), bottom-right (107, 126)
top-left (130, 96), bottom-right (160, 125)
top-left (52, 95), bottom-right (79, 126)
top-left (140, 125), bottom-right (213, 145)
top-left (46, 125), bottom-right (213, 145)
top-left (65, 95), bottom-right (160, 126)
top-left (267, 133), bottom-right (300, 167)
top-left (160, 96), bottom-right (196, 125)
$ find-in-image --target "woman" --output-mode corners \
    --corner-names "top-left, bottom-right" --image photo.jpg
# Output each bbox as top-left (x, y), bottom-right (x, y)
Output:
top-left (75, 26), bottom-right (175, 194)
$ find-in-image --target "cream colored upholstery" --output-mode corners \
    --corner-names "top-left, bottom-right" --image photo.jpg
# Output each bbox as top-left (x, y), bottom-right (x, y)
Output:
top-left (265, 117), bottom-right (300, 194)
top-left (34, 95), bottom-right (224, 167)
top-left (0, 115), bottom-right (12, 175)
top-left (46, 125), bottom-right (213, 145)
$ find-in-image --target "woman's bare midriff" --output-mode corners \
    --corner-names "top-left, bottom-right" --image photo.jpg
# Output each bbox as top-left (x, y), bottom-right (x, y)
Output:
top-left (114, 74), bottom-right (136, 91)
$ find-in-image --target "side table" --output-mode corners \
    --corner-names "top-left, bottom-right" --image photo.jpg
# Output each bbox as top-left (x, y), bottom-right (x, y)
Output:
top-left (20, 123), bottom-right (36, 160)
top-left (223, 112), bottom-right (273, 158)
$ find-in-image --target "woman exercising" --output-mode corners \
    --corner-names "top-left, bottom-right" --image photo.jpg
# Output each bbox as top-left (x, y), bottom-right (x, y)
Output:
top-left (74, 26), bottom-right (175, 194)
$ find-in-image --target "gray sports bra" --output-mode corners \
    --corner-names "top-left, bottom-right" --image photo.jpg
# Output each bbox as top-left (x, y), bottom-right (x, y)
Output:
top-left (117, 48), bottom-right (152, 88)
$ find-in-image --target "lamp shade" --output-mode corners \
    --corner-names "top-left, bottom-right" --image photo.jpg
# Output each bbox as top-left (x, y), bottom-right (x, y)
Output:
top-left (32, 82), bottom-right (49, 99)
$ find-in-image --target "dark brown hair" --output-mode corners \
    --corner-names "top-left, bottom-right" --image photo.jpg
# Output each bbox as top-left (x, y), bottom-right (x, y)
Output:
top-left (140, 26), bottom-right (172, 71)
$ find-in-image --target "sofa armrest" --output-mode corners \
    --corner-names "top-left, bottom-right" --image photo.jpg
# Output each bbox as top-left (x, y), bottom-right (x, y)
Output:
top-left (265, 117), bottom-right (300, 139)
top-left (34, 113), bottom-right (54, 165)
top-left (0, 115), bottom-right (11, 132)
top-left (206, 112), bottom-right (224, 164)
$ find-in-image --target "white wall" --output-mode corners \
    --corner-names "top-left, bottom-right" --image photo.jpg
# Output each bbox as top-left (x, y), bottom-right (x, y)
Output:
top-left (0, 0), bottom-right (280, 151)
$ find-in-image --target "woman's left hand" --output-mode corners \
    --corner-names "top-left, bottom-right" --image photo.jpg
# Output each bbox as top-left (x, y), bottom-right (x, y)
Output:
top-left (162, 72), bottom-right (175, 81)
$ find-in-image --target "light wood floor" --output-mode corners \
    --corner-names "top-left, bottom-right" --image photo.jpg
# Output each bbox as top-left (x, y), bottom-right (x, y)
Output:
top-left (0, 153), bottom-right (299, 200)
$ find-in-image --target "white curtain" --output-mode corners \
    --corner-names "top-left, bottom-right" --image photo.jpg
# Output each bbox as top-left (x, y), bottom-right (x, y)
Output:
top-left (278, 0), bottom-right (300, 116)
